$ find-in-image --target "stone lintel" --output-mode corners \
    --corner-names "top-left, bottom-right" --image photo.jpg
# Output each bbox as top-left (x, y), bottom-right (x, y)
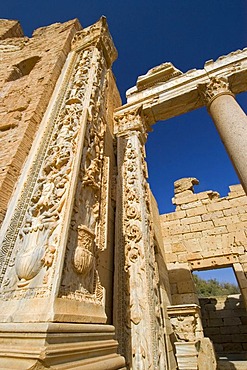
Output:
top-left (136, 62), bottom-right (183, 91)
top-left (71, 16), bottom-right (117, 68)
top-left (122, 48), bottom-right (247, 124)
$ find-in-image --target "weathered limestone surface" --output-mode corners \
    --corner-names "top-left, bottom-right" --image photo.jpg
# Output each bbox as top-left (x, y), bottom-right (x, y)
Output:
top-left (200, 294), bottom-right (247, 354)
top-left (160, 180), bottom-right (247, 305)
top-left (0, 18), bottom-right (81, 224)
top-left (0, 14), bottom-right (247, 370)
top-left (124, 48), bottom-right (247, 123)
top-left (0, 19), bottom-right (23, 39)
top-left (0, 17), bottom-right (125, 369)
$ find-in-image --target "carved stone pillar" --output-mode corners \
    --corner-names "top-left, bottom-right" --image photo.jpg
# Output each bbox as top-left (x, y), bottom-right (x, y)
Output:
top-left (0, 18), bottom-right (125, 369)
top-left (198, 77), bottom-right (247, 194)
top-left (167, 305), bottom-right (217, 370)
top-left (114, 107), bottom-right (167, 369)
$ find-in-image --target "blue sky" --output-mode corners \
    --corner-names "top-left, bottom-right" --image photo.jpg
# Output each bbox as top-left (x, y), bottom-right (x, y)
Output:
top-left (1, 1), bottom-right (246, 284)
top-left (1, 0), bottom-right (246, 213)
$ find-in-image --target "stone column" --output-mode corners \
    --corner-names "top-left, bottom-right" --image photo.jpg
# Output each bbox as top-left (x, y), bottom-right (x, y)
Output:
top-left (0, 18), bottom-right (125, 369)
top-left (198, 77), bottom-right (247, 194)
top-left (114, 107), bottom-right (167, 369)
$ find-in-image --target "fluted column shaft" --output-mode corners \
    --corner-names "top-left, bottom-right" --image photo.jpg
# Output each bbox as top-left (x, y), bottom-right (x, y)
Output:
top-left (199, 77), bottom-right (247, 194)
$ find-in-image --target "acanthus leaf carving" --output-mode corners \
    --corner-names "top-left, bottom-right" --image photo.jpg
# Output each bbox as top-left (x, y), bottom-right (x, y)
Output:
top-left (198, 76), bottom-right (234, 107)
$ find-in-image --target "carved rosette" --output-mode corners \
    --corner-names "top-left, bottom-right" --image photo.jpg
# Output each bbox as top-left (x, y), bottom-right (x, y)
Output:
top-left (0, 19), bottom-right (114, 304)
top-left (198, 76), bottom-right (234, 107)
top-left (114, 108), bottom-right (166, 369)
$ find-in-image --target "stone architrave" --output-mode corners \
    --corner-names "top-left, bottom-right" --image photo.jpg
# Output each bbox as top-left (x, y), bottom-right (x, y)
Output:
top-left (114, 107), bottom-right (167, 369)
top-left (198, 77), bottom-right (247, 195)
top-left (0, 17), bottom-right (117, 324)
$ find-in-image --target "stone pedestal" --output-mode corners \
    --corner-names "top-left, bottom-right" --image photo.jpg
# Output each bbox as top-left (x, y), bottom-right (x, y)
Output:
top-left (0, 323), bottom-right (125, 369)
top-left (174, 342), bottom-right (198, 370)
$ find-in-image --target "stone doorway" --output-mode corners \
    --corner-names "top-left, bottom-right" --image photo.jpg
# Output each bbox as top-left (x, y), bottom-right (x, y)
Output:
top-left (193, 267), bottom-right (247, 369)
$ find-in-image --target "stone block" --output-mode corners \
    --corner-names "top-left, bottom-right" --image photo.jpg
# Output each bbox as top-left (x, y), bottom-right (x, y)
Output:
top-left (231, 333), bottom-right (247, 342)
top-left (213, 215), bottom-right (240, 227)
top-left (209, 310), bottom-right (233, 319)
top-left (202, 226), bottom-right (227, 236)
top-left (168, 223), bottom-right (191, 235)
top-left (183, 231), bottom-right (202, 239)
top-left (180, 200), bottom-right (203, 210)
top-left (223, 317), bottom-right (242, 326)
top-left (186, 205), bottom-right (207, 217)
top-left (190, 220), bottom-right (214, 232)
top-left (180, 215), bottom-right (202, 225)
top-left (227, 221), bottom-right (247, 232)
top-left (208, 318), bottom-right (224, 327)
top-left (223, 207), bottom-right (239, 216)
top-left (206, 199), bottom-right (230, 212)
top-left (220, 326), bottom-right (239, 335)
top-left (171, 242), bottom-right (186, 253)
top-left (204, 327), bottom-right (220, 335)
top-left (201, 210), bottom-right (224, 221)
top-left (173, 193), bottom-right (199, 205)
top-left (184, 239), bottom-right (202, 253)
top-left (178, 252), bottom-right (191, 262)
top-left (177, 280), bottom-right (195, 294)
top-left (160, 210), bottom-right (186, 221)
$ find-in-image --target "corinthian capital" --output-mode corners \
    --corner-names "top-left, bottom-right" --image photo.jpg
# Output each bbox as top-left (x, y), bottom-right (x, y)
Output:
top-left (114, 106), bottom-right (150, 142)
top-left (198, 77), bottom-right (234, 107)
top-left (71, 16), bottom-right (117, 67)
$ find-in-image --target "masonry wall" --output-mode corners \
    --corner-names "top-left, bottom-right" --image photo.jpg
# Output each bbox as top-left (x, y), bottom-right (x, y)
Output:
top-left (0, 18), bottom-right (81, 224)
top-left (200, 294), bottom-right (247, 354)
top-left (160, 181), bottom-right (247, 306)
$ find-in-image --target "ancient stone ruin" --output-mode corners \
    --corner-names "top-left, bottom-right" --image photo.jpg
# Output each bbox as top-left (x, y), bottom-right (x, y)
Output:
top-left (0, 17), bottom-right (247, 369)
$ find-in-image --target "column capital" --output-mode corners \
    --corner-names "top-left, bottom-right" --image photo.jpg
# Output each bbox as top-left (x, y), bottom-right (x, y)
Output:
top-left (114, 106), bottom-right (151, 143)
top-left (198, 77), bottom-right (234, 107)
top-left (71, 16), bottom-right (117, 68)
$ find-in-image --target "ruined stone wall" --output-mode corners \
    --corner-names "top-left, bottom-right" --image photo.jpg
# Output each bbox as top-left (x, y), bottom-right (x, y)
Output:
top-left (200, 294), bottom-right (247, 354)
top-left (0, 19), bottom-right (23, 39)
top-left (0, 18), bottom-right (81, 224)
top-left (160, 181), bottom-right (247, 306)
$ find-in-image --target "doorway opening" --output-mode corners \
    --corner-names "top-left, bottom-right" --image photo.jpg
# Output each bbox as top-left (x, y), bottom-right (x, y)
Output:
top-left (193, 267), bottom-right (247, 362)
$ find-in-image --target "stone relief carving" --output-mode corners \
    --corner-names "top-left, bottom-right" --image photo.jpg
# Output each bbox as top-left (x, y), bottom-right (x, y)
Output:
top-left (170, 315), bottom-right (197, 342)
top-left (168, 305), bottom-right (204, 344)
top-left (71, 17), bottom-right (117, 68)
top-left (0, 38), bottom-right (108, 301)
top-left (59, 46), bottom-right (107, 305)
top-left (114, 108), bottom-right (166, 369)
top-left (198, 76), bottom-right (234, 107)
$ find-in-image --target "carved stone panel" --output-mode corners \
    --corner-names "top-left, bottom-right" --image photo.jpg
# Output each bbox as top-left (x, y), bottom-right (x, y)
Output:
top-left (114, 108), bottom-right (167, 369)
top-left (0, 19), bottom-right (115, 323)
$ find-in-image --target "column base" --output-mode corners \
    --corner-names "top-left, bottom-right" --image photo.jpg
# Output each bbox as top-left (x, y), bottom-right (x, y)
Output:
top-left (0, 322), bottom-right (126, 369)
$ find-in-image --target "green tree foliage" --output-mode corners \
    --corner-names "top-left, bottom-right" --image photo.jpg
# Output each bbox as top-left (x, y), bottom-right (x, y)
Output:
top-left (193, 274), bottom-right (240, 298)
